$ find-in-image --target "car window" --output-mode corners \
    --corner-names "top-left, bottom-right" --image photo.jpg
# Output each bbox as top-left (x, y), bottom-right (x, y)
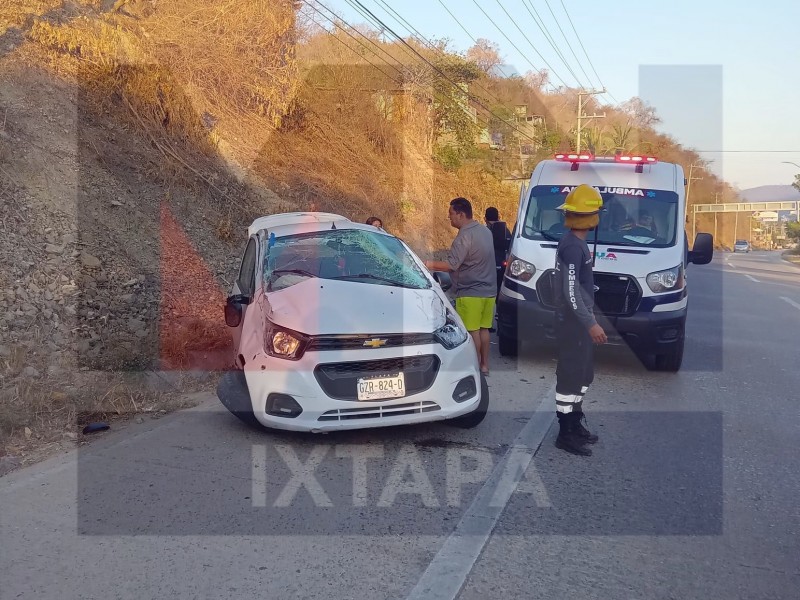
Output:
top-left (237, 238), bottom-right (257, 296)
top-left (263, 229), bottom-right (431, 291)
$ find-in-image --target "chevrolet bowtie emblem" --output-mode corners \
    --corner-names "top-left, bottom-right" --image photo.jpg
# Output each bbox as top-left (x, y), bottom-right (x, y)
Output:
top-left (363, 338), bottom-right (388, 348)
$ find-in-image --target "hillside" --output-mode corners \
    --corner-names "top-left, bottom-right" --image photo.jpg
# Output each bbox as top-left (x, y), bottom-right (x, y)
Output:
top-left (740, 185), bottom-right (800, 202)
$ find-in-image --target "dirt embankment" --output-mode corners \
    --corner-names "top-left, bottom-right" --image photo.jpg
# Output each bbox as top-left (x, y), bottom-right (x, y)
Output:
top-left (0, 1), bottom-right (301, 471)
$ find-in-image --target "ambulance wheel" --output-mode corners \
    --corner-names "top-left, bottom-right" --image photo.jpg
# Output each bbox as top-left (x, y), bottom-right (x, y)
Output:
top-left (498, 334), bottom-right (519, 357)
top-left (449, 375), bottom-right (490, 428)
top-left (653, 338), bottom-right (684, 372)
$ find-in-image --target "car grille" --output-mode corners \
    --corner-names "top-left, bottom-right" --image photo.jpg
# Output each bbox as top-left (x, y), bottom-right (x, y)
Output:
top-left (307, 333), bottom-right (435, 352)
top-left (314, 355), bottom-right (440, 401)
top-left (318, 401), bottom-right (441, 421)
top-left (537, 270), bottom-right (641, 317)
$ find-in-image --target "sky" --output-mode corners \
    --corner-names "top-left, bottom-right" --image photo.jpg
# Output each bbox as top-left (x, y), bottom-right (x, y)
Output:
top-left (319, 0), bottom-right (800, 190)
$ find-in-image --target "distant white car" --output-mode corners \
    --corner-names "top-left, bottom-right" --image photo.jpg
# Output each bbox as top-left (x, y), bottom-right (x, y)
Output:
top-left (734, 240), bottom-right (751, 253)
top-left (216, 212), bottom-right (488, 432)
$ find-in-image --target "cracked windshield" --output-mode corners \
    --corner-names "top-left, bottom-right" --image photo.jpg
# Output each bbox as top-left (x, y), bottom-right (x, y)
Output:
top-left (264, 229), bottom-right (431, 291)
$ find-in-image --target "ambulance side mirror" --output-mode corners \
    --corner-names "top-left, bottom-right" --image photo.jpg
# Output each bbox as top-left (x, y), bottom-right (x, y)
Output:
top-left (688, 233), bottom-right (713, 265)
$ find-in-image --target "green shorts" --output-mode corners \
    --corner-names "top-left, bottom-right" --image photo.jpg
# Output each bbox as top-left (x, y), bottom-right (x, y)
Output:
top-left (455, 296), bottom-right (496, 332)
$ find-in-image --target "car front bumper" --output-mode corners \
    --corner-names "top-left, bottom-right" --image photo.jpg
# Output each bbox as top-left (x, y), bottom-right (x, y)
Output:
top-left (241, 342), bottom-right (482, 432)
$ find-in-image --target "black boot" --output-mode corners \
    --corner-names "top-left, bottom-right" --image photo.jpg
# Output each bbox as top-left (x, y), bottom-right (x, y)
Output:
top-left (555, 412), bottom-right (591, 456)
top-left (574, 403), bottom-right (599, 444)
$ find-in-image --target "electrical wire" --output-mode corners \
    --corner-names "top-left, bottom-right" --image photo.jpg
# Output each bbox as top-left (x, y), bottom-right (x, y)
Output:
top-left (532, 0), bottom-right (596, 88)
top-left (469, 0), bottom-right (570, 88)
top-left (343, 0), bottom-right (541, 142)
top-left (557, 0), bottom-right (619, 104)
top-left (434, 0), bottom-right (479, 45)
top-left (303, 2), bottom-right (406, 86)
top-left (492, 0), bottom-right (584, 88)
top-left (368, 0), bottom-right (516, 116)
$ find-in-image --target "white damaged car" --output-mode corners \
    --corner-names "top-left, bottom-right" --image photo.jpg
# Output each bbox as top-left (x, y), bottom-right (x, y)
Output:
top-left (216, 212), bottom-right (489, 432)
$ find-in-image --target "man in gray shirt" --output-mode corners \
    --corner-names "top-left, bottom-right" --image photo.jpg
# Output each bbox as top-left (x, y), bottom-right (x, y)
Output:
top-left (425, 197), bottom-right (496, 376)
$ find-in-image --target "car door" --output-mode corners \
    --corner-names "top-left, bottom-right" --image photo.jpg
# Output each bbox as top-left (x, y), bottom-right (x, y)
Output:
top-left (229, 235), bottom-right (259, 366)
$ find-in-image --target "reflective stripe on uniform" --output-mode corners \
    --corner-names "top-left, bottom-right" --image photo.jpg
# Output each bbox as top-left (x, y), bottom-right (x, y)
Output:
top-left (555, 392), bottom-right (579, 413)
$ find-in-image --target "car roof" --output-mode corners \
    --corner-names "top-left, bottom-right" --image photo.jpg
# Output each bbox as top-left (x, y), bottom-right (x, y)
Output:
top-left (247, 212), bottom-right (350, 237)
top-left (248, 213), bottom-right (393, 239)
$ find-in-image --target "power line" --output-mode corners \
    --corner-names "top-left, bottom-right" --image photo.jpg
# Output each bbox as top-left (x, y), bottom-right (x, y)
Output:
top-left (514, 0), bottom-right (586, 88)
top-left (302, 2), bottom-right (405, 86)
top-left (538, 0), bottom-right (597, 89)
top-left (469, 0), bottom-right (571, 88)
top-left (434, 0), bottom-right (478, 45)
top-left (557, 0), bottom-right (617, 103)
top-left (344, 0), bottom-right (541, 143)
top-left (368, 0), bottom-right (515, 116)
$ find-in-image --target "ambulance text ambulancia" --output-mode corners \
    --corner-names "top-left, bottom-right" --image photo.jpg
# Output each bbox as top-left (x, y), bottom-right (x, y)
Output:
top-left (497, 154), bottom-right (714, 371)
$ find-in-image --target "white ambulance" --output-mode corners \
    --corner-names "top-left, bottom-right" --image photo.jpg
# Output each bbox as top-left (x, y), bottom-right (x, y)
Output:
top-left (496, 153), bottom-right (714, 371)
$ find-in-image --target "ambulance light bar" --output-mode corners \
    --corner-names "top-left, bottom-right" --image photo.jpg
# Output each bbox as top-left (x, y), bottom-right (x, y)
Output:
top-left (554, 153), bottom-right (595, 162)
top-left (615, 155), bottom-right (658, 164)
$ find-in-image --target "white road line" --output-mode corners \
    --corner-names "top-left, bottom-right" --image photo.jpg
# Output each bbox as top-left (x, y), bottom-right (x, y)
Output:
top-left (406, 383), bottom-right (556, 600)
top-left (780, 296), bottom-right (800, 311)
top-left (745, 274), bottom-right (760, 282)
top-left (727, 261), bottom-right (737, 269)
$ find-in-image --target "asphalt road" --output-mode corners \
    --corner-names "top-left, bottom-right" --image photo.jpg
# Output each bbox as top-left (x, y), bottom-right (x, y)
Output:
top-left (2, 251), bottom-right (799, 600)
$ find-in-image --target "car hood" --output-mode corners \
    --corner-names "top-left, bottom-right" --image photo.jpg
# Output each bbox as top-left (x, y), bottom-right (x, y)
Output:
top-left (264, 278), bottom-right (448, 335)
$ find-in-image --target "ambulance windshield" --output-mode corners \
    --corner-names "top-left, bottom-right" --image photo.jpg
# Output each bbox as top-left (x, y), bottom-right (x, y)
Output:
top-left (521, 185), bottom-right (679, 248)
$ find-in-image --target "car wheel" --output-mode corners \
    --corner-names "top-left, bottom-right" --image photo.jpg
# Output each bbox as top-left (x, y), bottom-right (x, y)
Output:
top-left (448, 375), bottom-right (489, 428)
top-left (498, 334), bottom-right (519, 357)
top-left (216, 370), bottom-right (261, 428)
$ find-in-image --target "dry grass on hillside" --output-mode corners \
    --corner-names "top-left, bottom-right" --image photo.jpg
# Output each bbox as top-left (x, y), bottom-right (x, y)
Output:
top-left (254, 79), bottom-right (519, 254)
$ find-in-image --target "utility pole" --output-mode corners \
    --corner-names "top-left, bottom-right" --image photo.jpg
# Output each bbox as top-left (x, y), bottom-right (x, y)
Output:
top-left (576, 89), bottom-right (606, 153)
top-left (686, 163), bottom-right (703, 224)
top-left (714, 192), bottom-right (719, 244)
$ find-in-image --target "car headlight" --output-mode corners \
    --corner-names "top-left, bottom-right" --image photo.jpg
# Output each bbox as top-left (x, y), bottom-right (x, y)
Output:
top-left (434, 312), bottom-right (468, 349)
top-left (266, 324), bottom-right (309, 360)
top-left (646, 264), bottom-right (684, 293)
top-left (506, 256), bottom-right (535, 282)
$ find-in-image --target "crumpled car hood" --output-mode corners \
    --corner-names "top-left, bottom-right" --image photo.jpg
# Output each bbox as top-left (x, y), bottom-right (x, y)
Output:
top-left (265, 278), bottom-right (447, 335)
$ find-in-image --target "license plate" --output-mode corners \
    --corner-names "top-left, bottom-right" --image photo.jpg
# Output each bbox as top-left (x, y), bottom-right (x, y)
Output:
top-left (357, 372), bottom-right (406, 401)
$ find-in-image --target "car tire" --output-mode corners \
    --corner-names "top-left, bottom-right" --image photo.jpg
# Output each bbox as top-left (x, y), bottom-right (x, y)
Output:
top-left (498, 334), bottom-right (519, 357)
top-left (651, 337), bottom-right (685, 372)
top-left (448, 375), bottom-right (490, 428)
top-left (217, 370), bottom-right (261, 428)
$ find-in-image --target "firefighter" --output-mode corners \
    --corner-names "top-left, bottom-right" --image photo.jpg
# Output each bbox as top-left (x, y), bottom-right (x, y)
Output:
top-left (553, 184), bottom-right (607, 456)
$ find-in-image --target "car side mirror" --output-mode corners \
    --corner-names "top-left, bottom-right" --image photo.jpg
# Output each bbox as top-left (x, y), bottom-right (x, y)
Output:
top-left (224, 294), bottom-right (250, 327)
top-left (432, 271), bottom-right (452, 292)
top-left (688, 233), bottom-right (714, 265)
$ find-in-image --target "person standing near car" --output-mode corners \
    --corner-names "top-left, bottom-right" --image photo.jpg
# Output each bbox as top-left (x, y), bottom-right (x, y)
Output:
top-left (553, 184), bottom-right (607, 456)
top-left (425, 197), bottom-right (496, 376)
top-left (484, 206), bottom-right (512, 295)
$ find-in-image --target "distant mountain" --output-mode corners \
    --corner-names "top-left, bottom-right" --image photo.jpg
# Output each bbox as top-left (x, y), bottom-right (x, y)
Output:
top-left (739, 185), bottom-right (800, 202)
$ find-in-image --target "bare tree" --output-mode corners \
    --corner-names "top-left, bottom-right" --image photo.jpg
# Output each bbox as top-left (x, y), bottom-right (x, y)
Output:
top-left (620, 97), bottom-right (661, 128)
top-left (524, 69), bottom-right (550, 90)
top-left (466, 38), bottom-right (502, 74)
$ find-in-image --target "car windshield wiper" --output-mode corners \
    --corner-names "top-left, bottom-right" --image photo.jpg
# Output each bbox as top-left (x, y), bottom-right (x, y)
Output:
top-left (269, 268), bottom-right (317, 279)
top-left (332, 273), bottom-right (411, 288)
top-left (267, 268), bottom-right (316, 290)
top-left (537, 231), bottom-right (561, 242)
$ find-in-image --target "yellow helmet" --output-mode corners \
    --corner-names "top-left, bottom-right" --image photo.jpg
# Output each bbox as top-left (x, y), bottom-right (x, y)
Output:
top-left (558, 184), bottom-right (603, 215)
